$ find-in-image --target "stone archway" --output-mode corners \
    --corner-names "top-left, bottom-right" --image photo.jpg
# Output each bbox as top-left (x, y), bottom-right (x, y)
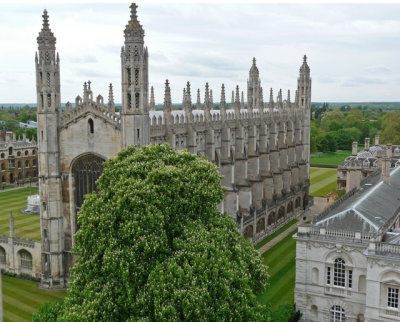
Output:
top-left (244, 225), bottom-right (253, 239)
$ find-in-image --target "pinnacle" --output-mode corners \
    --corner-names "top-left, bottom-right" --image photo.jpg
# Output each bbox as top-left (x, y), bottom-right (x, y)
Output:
top-left (303, 55), bottom-right (307, 63)
top-left (42, 9), bottom-right (50, 29)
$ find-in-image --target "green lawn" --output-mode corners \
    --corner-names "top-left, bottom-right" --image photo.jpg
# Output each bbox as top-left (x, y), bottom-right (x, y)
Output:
top-left (2, 275), bottom-right (65, 322)
top-left (310, 150), bottom-right (352, 167)
top-left (310, 167), bottom-right (337, 197)
top-left (0, 187), bottom-right (40, 240)
top-left (254, 219), bottom-right (297, 250)
top-left (257, 230), bottom-right (297, 310)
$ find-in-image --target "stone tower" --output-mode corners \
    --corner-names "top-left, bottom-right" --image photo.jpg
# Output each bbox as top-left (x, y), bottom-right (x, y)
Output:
top-left (36, 10), bottom-right (65, 288)
top-left (121, 3), bottom-right (150, 148)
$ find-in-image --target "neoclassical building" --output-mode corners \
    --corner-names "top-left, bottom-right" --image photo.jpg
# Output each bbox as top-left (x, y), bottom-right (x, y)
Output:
top-left (36, 3), bottom-right (311, 288)
top-left (295, 150), bottom-right (400, 321)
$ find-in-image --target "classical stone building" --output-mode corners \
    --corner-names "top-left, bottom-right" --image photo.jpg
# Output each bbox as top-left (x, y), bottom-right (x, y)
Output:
top-left (337, 136), bottom-right (400, 192)
top-left (36, 3), bottom-right (311, 288)
top-left (0, 131), bottom-right (38, 185)
top-left (295, 150), bottom-right (400, 321)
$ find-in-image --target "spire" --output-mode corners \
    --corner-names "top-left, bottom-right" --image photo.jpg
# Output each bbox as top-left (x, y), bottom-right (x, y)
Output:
top-left (186, 81), bottom-right (192, 105)
top-left (10, 211), bottom-right (14, 238)
top-left (210, 89), bottom-right (213, 107)
top-left (287, 90), bottom-right (291, 108)
top-left (241, 91), bottom-right (245, 110)
top-left (124, 3), bottom-right (144, 41)
top-left (42, 9), bottom-right (49, 30)
top-left (235, 85), bottom-right (240, 105)
top-left (220, 84), bottom-right (226, 108)
top-left (108, 83), bottom-right (115, 112)
top-left (149, 86), bottom-right (155, 111)
top-left (204, 83), bottom-right (210, 108)
top-left (182, 88), bottom-right (186, 107)
top-left (278, 89), bottom-right (283, 109)
top-left (196, 88), bottom-right (201, 110)
top-left (295, 89), bottom-right (299, 107)
top-left (269, 88), bottom-right (274, 109)
top-left (231, 91), bottom-right (234, 108)
top-left (164, 79), bottom-right (171, 112)
top-left (259, 86), bottom-right (264, 110)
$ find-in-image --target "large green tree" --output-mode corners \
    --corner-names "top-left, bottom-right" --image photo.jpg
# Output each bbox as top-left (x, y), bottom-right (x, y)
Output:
top-left (380, 111), bottom-right (400, 144)
top-left (35, 144), bottom-right (269, 321)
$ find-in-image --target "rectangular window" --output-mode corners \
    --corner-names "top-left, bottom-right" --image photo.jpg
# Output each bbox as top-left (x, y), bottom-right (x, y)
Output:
top-left (388, 288), bottom-right (399, 309)
top-left (348, 270), bottom-right (352, 288)
top-left (135, 93), bottom-right (140, 109)
top-left (327, 267), bottom-right (331, 285)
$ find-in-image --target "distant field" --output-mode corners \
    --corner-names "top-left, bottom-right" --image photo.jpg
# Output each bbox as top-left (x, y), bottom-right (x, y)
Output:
top-left (0, 187), bottom-right (40, 240)
top-left (310, 167), bottom-right (337, 197)
top-left (257, 230), bottom-right (297, 310)
top-left (3, 275), bottom-right (65, 322)
top-left (310, 150), bottom-right (351, 167)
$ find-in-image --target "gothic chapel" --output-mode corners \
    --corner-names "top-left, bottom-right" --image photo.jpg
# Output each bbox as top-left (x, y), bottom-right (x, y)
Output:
top-left (36, 3), bottom-right (311, 288)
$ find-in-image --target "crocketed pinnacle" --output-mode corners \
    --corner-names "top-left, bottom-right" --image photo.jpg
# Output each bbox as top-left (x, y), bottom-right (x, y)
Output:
top-left (164, 79), bottom-right (171, 110)
top-left (124, 3), bottom-right (144, 39)
top-left (37, 9), bottom-right (56, 45)
top-left (299, 54), bottom-right (310, 75)
top-left (249, 57), bottom-right (259, 77)
top-left (149, 86), bottom-right (155, 111)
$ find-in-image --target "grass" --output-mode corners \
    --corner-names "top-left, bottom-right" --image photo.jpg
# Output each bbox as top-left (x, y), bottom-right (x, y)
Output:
top-left (0, 187), bottom-right (40, 240)
top-left (310, 150), bottom-right (352, 167)
top-left (257, 229), bottom-right (297, 310)
top-left (309, 167), bottom-right (337, 197)
top-left (254, 219), bottom-right (298, 250)
top-left (2, 275), bottom-right (66, 322)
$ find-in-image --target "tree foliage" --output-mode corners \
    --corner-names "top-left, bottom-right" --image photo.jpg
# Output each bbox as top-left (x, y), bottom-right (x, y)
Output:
top-left (47, 144), bottom-right (269, 321)
top-left (380, 111), bottom-right (400, 144)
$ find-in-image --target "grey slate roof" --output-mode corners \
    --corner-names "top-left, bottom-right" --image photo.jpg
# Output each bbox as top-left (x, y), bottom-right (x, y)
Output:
top-left (315, 166), bottom-right (400, 233)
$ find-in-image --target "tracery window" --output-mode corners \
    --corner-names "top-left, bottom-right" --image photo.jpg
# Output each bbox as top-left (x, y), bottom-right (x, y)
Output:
top-left (73, 155), bottom-right (104, 210)
top-left (0, 247), bottom-right (5, 265)
top-left (135, 69), bottom-right (139, 86)
top-left (330, 305), bottom-right (345, 322)
top-left (135, 93), bottom-right (140, 109)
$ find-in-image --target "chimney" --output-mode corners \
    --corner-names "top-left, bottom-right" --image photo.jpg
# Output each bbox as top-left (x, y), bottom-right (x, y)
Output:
top-left (382, 156), bottom-right (390, 184)
top-left (23, 133), bottom-right (26, 142)
top-left (386, 144), bottom-right (392, 158)
top-left (352, 141), bottom-right (358, 156)
top-left (12, 132), bottom-right (16, 141)
top-left (377, 150), bottom-right (383, 169)
top-left (375, 135), bottom-right (380, 145)
top-left (365, 137), bottom-right (370, 151)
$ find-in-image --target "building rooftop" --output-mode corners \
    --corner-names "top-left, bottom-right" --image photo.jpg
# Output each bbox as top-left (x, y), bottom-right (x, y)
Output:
top-left (315, 166), bottom-right (400, 233)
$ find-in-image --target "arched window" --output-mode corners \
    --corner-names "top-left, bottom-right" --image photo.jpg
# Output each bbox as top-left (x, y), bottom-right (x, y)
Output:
top-left (25, 150), bottom-right (28, 156)
top-left (17, 161), bottom-right (21, 168)
top-left (330, 305), bottom-right (345, 322)
top-left (244, 225), bottom-right (253, 239)
top-left (33, 159), bottom-right (37, 166)
top-left (17, 151), bottom-right (21, 157)
top-left (19, 249), bottom-right (32, 272)
top-left (18, 172), bottom-right (22, 180)
top-left (0, 247), bottom-right (6, 266)
top-left (256, 218), bottom-right (265, 233)
top-left (32, 149), bottom-right (36, 155)
top-left (25, 160), bottom-right (29, 167)
top-left (1, 175), bottom-right (5, 182)
top-left (334, 258), bottom-right (346, 287)
top-left (267, 212), bottom-right (275, 226)
top-left (88, 118), bottom-right (94, 134)
top-left (8, 147), bottom-right (12, 155)
top-left (312, 267), bottom-right (319, 284)
top-left (1, 163), bottom-right (4, 170)
top-left (33, 170), bottom-right (37, 177)
top-left (0, 153), bottom-right (4, 158)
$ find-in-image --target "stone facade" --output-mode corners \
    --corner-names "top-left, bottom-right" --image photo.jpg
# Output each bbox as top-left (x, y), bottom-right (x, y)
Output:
top-left (36, 4), bottom-right (311, 288)
top-left (0, 132), bottom-right (38, 185)
top-left (295, 162), bottom-right (400, 321)
top-left (0, 214), bottom-right (41, 279)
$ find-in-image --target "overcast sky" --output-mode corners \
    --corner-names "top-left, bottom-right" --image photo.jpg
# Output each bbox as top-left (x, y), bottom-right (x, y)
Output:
top-left (0, 1), bottom-right (400, 103)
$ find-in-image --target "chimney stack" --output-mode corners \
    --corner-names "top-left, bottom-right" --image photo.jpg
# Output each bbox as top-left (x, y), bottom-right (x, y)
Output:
top-left (382, 156), bottom-right (390, 184)
top-left (352, 141), bottom-right (358, 156)
top-left (365, 137), bottom-right (370, 151)
top-left (386, 144), bottom-right (392, 158)
top-left (375, 135), bottom-right (380, 145)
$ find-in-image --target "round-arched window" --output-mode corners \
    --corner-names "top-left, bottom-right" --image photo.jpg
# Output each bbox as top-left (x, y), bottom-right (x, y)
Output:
top-left (334, 258), bottom-right (346, 287)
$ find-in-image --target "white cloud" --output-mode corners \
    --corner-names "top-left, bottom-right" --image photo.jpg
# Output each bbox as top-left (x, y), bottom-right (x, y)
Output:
top-left (0, 2), bottom-right (399, 103)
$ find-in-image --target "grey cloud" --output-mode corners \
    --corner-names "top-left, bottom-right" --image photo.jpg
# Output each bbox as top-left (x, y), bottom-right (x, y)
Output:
top-left (74, 68), bottom-right (118, 79)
